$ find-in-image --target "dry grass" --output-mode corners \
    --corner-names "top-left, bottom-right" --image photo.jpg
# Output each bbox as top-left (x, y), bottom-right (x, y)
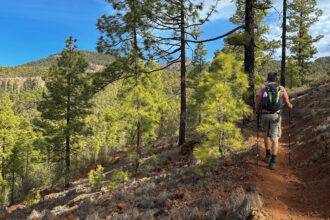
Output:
top-left (178, 207), bottom-right (202, 220)
top-left (199, 196), bottom-right (219, 208)
top-left (136, 181), bottom-right (156, 196)
top-left (155, 191), bottom-right (171, 207)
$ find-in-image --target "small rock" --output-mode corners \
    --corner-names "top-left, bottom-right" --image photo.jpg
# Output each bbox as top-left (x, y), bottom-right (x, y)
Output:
top-left (117, 203), bottom-right (127, 210)
top-left (98, 192), bottom-right (110, 204)
top-left (173, 189), bottom-right (191, 199)
top-left (165, 199), bottom-right (172, 207)
top-left (67, 213), bottom-right (76, 220)
top-left (225, 160), bottom-right (233, 166)
top-left (28, 209), bottom-right (42, 220)
top-left (248, 207), bottom-right (266, 220)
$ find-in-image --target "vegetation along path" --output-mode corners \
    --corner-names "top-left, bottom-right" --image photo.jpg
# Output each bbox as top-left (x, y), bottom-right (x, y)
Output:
top-left (246, 81), bottom-right (330, 220)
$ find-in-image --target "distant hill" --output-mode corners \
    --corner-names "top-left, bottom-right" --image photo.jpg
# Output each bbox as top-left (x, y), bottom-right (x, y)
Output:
top-left (0, 51), bottom-right (115, 78)
top-left (259, 59), bottom-right (330, 79)
top-left (159, 58), bottom-right (193, 71)
top-left (315, 56), bottom-right (330, 64)
top-left (22, 50), bottom-right (115, 67)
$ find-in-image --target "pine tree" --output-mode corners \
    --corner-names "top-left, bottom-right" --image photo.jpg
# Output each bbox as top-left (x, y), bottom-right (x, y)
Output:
top-left (0, 93), bottom-right (19, 206)
top-left (192, 43), bottom-right (208, 74)
top-left (88, 82), bottom-right (129, 163)
top-left (6, 139), bottom-right (24, 204)
top-left (37, 37), bottom-right (92, 188)
top-left (96, 0), bottom-right (162, 174)
top-left (0, 81), bottom-right (5, 91)
top-left (144, 0), bottom-right (223, 146)
top-left (223, 0), bottom-right (277, 111)
top-left (281, 0), bottom-right (287, 87)
top-left (187, 42), bottom-right (208, 129)
top-left (193, 53), bottom-right (250, 172)
top-left (287, 0), bottom-right (323, 86)
top-left (118, 61), bottom-right (166, 172)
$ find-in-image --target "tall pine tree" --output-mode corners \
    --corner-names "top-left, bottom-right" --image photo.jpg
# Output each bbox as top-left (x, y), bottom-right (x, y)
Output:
top-left (97, 0), bottom-right (155, 175)
top-left (37, 37), bottom-right (92, 188)
top-left (287, 0), bottom-right (323, 86)
top-left (223, 0), bottom-right (277, 113)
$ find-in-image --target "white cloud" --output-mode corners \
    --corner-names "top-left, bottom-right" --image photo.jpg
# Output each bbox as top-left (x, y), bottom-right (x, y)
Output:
top-left (200, 0), bottom-right (236, 21)
top-left (310, 1), bottom-right (330, 58)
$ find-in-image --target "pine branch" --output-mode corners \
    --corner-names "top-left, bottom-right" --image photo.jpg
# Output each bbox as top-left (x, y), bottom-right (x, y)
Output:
top-left (186, 25), bottom-right (244, 43)
top-left (145, 57), bottom-right (181, 74)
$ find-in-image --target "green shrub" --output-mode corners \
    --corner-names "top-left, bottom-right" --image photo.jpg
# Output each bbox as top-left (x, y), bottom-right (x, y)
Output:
top-left (108, 169), bottom-right (130, 190)
top-left (88, 165), bottom-right (105, 189)
top-left (25, 190), bottom-right (41, 205)
top-left (139, 154), bottom-right (159, 173)
top-left (193, 53), bottom-right (249, 171)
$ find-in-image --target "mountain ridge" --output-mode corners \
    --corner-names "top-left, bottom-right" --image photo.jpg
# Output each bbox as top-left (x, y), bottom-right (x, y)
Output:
top-left (315, 56), bottom-right (330, 64)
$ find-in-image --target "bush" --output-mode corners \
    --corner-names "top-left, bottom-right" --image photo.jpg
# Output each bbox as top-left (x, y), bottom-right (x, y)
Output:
top-left (25, 190), bottom-right (41, 205)
top-left (0, 175), bottom-right (6, 191)
top-left (0, 187), bottom-right (10, 207)
top-left (88, 165), bottom-right (105, 189)
top-left (107, 169), bottom-right (130, 190)
top-left (139, 154), bottom-right (159, 173)
top-left (155, 191), bottom-right (170, 207)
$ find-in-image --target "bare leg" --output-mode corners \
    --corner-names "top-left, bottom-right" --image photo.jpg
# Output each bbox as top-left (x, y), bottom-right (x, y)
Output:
top-left (264, 137), bottom-right (271, 151)
top-left (271, 138), bottom-right (279, 155)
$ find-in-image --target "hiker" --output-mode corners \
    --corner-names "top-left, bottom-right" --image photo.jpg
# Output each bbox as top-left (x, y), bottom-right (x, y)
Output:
top-left (256, 72), bottom-right (293, 170)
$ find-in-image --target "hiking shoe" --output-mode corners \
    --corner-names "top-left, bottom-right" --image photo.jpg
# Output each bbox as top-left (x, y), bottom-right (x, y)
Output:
top-left (263, 155), bottom-right (271, 163)
top-left (268, 161), bottom-right (276, 170)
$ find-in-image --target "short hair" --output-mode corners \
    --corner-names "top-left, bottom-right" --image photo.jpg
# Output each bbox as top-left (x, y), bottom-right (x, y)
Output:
top-left (267, 72), bottom-right (278, 82)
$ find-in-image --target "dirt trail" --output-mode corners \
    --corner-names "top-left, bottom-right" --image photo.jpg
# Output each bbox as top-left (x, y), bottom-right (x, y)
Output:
top-left (248, 83), bottom-right (330, 220)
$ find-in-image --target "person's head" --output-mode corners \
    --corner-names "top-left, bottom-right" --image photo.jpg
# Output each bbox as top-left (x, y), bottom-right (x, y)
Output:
top-left (267, 72), bottom-right (278, 82)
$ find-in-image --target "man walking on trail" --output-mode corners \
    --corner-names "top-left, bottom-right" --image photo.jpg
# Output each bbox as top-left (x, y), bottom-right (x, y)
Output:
top-left (256, 72), bottom-right (293, 170)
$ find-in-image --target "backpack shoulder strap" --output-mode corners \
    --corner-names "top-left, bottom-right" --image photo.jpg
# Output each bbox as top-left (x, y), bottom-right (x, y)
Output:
top-left (265, 84), bottom-right (270, 91)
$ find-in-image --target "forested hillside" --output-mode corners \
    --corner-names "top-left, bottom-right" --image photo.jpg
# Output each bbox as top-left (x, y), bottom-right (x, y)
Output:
top-left (259, 60), bottom-right (330, 84)
top-left (1, 0), bottom-right (329, 219)
top-left (0, 50), bottom-right (115, 78)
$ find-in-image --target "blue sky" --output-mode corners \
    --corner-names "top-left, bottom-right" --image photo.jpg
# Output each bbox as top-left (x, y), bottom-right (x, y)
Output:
top-left (0, 0), bottom-right (108, 66)
top-left (0, 0), bottom-right (329, 66)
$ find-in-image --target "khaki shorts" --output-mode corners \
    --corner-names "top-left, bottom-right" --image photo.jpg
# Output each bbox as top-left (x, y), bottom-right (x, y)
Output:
top-left (261, 113), bottom-right (282, 139)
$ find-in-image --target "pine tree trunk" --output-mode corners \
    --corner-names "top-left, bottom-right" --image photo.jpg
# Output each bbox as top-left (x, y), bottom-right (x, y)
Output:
top-left (132, 0), bottom-right (142, 176)
top-left (179, 0), bottom-right (186, 146)
top-left (11, 170), bottom-right (14, 205)
top-left (25, 151), bottom-right (29, 178)
top-left (1, 137), bottom-right (5, 179)
top-left (65, 135), bottom-right (70, 189)
top-left (298, 11), bottom-right (303, 79)
top-left (65, 76), bottom-right (71, 189)
top-left (281, 0), bottom-right (287, 87)
top-left (244, 0), bottom-right (255, 112)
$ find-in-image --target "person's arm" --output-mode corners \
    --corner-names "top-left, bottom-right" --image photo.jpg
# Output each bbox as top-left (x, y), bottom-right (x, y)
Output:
top-left (281, 87), bottom-right (293, 109)
top-left (284, 98), bottom-right (293, 109)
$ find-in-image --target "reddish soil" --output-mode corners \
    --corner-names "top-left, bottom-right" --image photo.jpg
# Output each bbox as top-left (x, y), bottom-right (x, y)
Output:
top-left (245, 82), bottom-right (330, 220)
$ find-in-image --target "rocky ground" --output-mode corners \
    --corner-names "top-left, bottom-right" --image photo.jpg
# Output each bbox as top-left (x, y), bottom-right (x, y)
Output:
top-left (1, 81), bottom-right (329, 220)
